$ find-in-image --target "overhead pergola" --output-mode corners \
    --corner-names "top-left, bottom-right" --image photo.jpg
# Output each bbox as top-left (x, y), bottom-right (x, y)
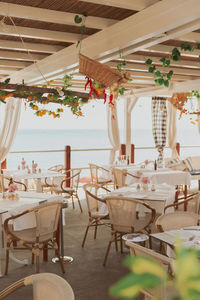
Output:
top-left (0, 0), bottom-right (197, 93)
top-left (0, 0), bottom-right (199, 163)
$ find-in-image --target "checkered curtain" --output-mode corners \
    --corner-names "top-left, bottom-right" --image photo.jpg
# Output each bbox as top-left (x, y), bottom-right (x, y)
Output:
top-left (152, 97), bottom-right (167, 168)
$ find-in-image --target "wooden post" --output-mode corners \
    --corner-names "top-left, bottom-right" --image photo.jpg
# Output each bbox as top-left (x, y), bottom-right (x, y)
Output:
top-left (1, 159), bottom-right (6, 170)
top-left (65, 146), bottom-right (71, 187)
top-left (120, 144), bottom-right (126, 156)
top-left (176, 142), bottom-right (180, 156)
top-left (131, 144), bottom-right (135, 164)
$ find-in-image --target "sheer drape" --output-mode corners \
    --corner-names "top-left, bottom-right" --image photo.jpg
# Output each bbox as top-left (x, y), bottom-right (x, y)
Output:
top-left (107, 104), bottom-right (120, 164)
top-left (168, 101), bottom-right (178, 158)
top-left (152, 97), bottom-right (167, 168)
top-left (0, 97), bottom-right (21, 163)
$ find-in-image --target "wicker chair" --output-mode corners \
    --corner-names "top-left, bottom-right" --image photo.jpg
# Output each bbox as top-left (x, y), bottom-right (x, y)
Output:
top-left (156, 193), bottom-right (200, 233)
top-left (126, 241), bottom-right (176, 300)
top-left (89, 163), bottom-right (112, 188)
top-left (42, 164), bottom-right (64, 192)
top-left (51, 168), bottom-right (83, 213)
top-left (0, 273), bottom-right (74, 300)
top-left (112, 168), bottom-right (140, 189)
top-left (82, 183), bottom-right (110, 247)
top-left (3, 202), bottom-right (65, 274)
top-left (103, 196), bottom-right (156, 266)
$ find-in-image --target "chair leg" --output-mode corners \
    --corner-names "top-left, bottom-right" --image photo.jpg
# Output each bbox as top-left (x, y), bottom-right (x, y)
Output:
top-left (103, 236), bottom-right (113, 266)
top-left (32, 253), bottom-right (35, 264)
top-left (71, 196), bottom-right (75, 209)
top-left (36, 254), bottom-right (40, 273)
top-left (5, 248), bottom-right (9, 275)
top-left (55, 248), bottom-right (65, 273)
top-left (120, 234), bottom-right (123, 254)
top-left (149, 236), bottom-right (152, 249)
top-left (76, 194), bottom-right (83, 213)
top-left (82, 224), bottom-right (90, 247)
top-left (94, 220), bottom-right (98, 239)
top-left (114, 233), bottom-right (118, 252)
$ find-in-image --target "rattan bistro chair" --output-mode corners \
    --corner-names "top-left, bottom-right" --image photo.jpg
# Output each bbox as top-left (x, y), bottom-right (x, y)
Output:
top-left (112, 168), bottom-right (140, 189)
top-left (4, 202), bottom-right (65, 274)
top-left (103, 196), bottom-right (156, 266)
top-left (82, 183), bottom-right (110, 247)
top-left (156, 193), bottom-right (200, 233)
top-left (51, 168), bottom-right (83, 213)
top-left (126, 241), bottom-right (176, 300)
top-left (0, 273), bottom-right (74, 300)
top-left (89, 163), bottom-right (112, 188)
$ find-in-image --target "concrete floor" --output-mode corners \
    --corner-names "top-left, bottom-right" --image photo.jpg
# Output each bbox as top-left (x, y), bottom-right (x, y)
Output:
top-left (0, 196), bottom-right (130, 300)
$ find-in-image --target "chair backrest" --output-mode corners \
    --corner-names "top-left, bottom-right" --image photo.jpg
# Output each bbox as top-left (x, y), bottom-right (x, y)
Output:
top-left (0, 273), bottom-right (74, 300)
top-left (89, 164), bottom-right (98, 184)
top-left (164, 192), bottom-right (200, 214)
top-left (35, 202), bottom-right (62, 237)
top-left (156, 211), bottom-right (199, 232)
top-left (70, 168), bottom-right (81, 190)
top-left (83, 183), bottom-right (107, 216)
top-left (104, 196), bottom-right (156, 233)
top-left (48, 165), bottom-right (64, 172)
top-left (112, 168), bottom-right (126, 189)
top-left (126, 241), bottom-right (172, 267)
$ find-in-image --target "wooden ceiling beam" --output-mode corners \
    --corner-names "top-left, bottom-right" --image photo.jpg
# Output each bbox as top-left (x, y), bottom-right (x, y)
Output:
top-left (0, 25), bottom-right (84, 43)
top-left (8, 0), bottom-right (200, 84)
top-left (0, 2), bottom-right (115, 30)
top-left (0, 39), bottom-right (63, 54)
top-left (0, 60), bottom-right (30, 68)
top-left (176, 32), bottom-right (200, 43)
top-left (0, 50), bottom-right (47, 61)
top-left (80, 0), bottom-right (158, 11)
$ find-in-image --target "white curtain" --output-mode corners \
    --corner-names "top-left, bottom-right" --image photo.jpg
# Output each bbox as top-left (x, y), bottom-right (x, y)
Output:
top-left (125, 94), bottom-right (138, 159)
top-left (198, 98), bottom-right (200, 134)
top-left (107, 104), bottom-right (120, 164)
top-left (0, 97), bottom-right (21, 164)
top-left (168, 101), bottom-right (178, 158)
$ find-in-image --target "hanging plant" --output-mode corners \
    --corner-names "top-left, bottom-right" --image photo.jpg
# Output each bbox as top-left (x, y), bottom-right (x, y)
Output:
top-left (145, 42), bottom-right (200, 87)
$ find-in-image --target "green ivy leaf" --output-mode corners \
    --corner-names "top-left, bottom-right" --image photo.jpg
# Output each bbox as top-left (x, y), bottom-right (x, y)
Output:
top-left (119, 87), bottom-right (125, 95)
top-left (154, 70), bottom-right (162, 78)
top-left (164, 80), bottom-right (169, 87)
top-left (172, 48), bottom-right (181, 61)
top-left (197, 43), bottom-right (200, 50)
top-left (148, 66), bottom-right (156, 73)
top-left (117, 63), bottom-right (122, 72)
top-left (145, 59), bottom-right (152, 66)
top-left (167, 70), bottom-right (173, 80)
top-left (4, 78), bottom-right (10, 84)
top-left (74, 15), bottom-right (82, 24)
top-left (158, 78), bottom-right (164, 85)
top-left (166, 59), bottom-right (170, 67)
top-left (181, 42), bottom-right (194, 52)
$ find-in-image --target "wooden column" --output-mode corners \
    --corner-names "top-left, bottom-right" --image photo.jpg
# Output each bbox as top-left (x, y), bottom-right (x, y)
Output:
top-left (120, 144), bottom-right (126, 156)
top-left (176, 142), bottom-right (180, 156)
top-left (65, 146), bottom-right (71, 187)
top-left (131, 144), bottom-right (135, 164)
top-left (1, 159), bottom-right (6, 170)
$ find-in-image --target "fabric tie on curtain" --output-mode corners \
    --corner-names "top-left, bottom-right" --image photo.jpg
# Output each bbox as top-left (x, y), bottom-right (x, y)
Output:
top-left (152, 97), bottom-right (167, 168)
top-left (168, 101), bottom-right (178, 158)
top-left (107, 104), bottom-right (120, 164)
top-left (0, 97), bottom-right (21, 164)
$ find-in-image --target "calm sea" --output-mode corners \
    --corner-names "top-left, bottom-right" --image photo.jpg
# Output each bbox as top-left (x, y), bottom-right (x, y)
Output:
top-left (7, 128), bottom-right (200, 171)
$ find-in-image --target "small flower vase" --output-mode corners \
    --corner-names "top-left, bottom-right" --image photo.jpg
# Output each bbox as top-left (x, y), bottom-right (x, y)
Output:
top-left (142, 183), bottom-right (148, 191)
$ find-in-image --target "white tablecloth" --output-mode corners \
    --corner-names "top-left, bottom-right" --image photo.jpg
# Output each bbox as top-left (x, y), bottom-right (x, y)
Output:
top-left (0, 191), bottom-right (65, 230)
top-left (3, 169), bottom-right (64, 192)
top-left (102, 164), bottom-right (191, 186)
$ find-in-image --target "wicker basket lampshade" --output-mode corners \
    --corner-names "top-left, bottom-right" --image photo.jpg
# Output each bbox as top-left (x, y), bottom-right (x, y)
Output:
top-left (79, 54), bottom-right (124, 88)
